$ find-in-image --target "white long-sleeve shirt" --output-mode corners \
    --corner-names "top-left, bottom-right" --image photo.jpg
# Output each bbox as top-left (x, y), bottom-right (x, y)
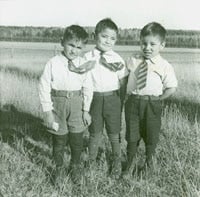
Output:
top-left (84, 48), bottom-right (129, 92)
top-left (38, 53), bottom-right (93, 112)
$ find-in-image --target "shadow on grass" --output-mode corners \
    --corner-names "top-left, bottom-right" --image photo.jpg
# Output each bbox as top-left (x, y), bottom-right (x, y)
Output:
top-left (0, 104), bottom-right (89, 166)
top-left (0, 104), bottom-right (54, 166)
top-left (0, 104), bottom-right (49, 142)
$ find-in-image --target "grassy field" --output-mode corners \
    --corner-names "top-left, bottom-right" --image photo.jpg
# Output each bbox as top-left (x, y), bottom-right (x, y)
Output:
top-left (0, 42), bottom-right (200, 197)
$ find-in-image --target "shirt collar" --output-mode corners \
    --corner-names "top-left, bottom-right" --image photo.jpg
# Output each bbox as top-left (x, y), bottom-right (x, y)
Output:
top-left (60, 51), bottom-right (81, 66)
top-left (92, 47), bottom-right (114, 57)
top-left (147, 54), bottom-right (162, 64)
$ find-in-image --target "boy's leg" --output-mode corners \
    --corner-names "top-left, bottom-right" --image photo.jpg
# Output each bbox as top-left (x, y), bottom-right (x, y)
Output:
top-left (52, 134), bottom-right (68, 168)
top-left (68, 131), bottom-right (84, 183)
top-left (144, 99), bottom-right (162, 168)
top-left (124, 97), bottom-right (141, 175)
top-left (49, 93), bottom-right (69, 185)
top-left (52, 134), bottom-right (68, 183)
top-left (88, 96), bottom-right (104, 162)
top-left (69, 132), bottom-right (84, 165)
top-left (104, 94), bottom-right (122, 178)
top-left (67, 95), bottom-right (90, 182)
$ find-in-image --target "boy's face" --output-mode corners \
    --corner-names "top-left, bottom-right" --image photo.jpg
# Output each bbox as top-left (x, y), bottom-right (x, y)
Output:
top-left (140, 35), bottom-right (165, 59)
top-left (61, 38), bottom-right (85, 60)
top-left (96, 28), bottom-right (117, 52)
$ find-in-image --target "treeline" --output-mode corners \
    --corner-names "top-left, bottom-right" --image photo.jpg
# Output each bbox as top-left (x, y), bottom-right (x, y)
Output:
top-left (1, 26), bottom-right (200, 48)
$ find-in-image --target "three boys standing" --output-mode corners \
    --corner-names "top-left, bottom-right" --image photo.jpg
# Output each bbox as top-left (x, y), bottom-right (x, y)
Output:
top-left (38, 19), bottom-right (177, 184)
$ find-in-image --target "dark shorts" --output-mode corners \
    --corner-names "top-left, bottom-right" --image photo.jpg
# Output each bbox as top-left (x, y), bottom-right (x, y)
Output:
top-left (125, 95), bottom-right (162, 144)
top-left (47, 89), bottom-right (86, 135)
top-left (89, 90), bottom-right (121, 135)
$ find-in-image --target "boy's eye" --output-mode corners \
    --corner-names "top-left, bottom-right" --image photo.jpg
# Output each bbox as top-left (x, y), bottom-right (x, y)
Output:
top-left (101, 34), bottom-right (107, 38)
top-left (68, 44), bottom-right (82, 49)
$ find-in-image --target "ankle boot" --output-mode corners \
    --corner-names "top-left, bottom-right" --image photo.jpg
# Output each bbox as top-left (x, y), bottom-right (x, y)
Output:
top-left (88, 132), bottom-right (101, 161)
top-left (108, 134), bottom-right (122, 179)
top-left (122, 142), bottom-right (138, 178)
top-left (110, 154), bottom-right (122, 179)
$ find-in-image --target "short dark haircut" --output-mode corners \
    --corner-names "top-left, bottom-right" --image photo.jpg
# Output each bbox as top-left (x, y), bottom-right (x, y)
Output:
top-left (62, 25), bottom-right (88, 44)
top-left (140, 22), bottom-right (166, 42)
top-left (95, 18), bottom-right (118, 35)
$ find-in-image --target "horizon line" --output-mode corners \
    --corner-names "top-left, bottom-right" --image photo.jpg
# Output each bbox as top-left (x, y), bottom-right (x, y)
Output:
top-left (1, 25), bottom-right (200, 32)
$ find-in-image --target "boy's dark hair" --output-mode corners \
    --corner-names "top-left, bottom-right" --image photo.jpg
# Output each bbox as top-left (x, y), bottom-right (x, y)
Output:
top-left (140, 22), bottom-right (166, 42)
top-left (62, 25), bottom-right (88, 44)
top-left (95, 18), bottom-right (118, 35)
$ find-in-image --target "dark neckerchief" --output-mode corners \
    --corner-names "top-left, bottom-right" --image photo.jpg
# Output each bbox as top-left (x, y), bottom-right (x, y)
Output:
top-left (61, 51), bottom-right (95, 74)
top-left (96, 48), bottom-right (124, 72)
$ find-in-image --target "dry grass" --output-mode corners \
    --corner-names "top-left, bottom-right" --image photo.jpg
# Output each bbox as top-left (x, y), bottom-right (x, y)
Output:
top-left (0, 105), bottom-right (199, 197)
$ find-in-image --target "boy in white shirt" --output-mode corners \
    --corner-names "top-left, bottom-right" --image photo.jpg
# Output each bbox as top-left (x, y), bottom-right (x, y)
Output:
top-left (38, 25), bottom-right (94, 184)
top-left (123, 22), bottom-right (177, 177)
top-left (84, 18), bottom-right (128, 178)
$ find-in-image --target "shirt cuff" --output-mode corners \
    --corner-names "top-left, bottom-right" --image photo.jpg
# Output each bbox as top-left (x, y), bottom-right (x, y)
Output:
top-left (41, 103), bottom-right (53, 112)
top-left (83, 105), bottom-right (90, 112)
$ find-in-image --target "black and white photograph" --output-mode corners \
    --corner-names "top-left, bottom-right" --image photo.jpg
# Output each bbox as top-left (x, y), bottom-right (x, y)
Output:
top-left (0, 0), bottom-right (199, 196)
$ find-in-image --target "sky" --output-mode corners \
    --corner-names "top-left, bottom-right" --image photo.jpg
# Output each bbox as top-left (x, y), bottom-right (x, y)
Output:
top-left (0, 0), bottom-right (200, 30)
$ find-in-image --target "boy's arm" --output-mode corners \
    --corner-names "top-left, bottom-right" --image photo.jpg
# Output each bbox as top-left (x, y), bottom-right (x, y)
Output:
top-left (82, 71), bottom-right (93, 126)
top-left (38, 61), bottom-right (53, 112)
top-left (38, 61), bottom-right (55, 129)
top-left (117, 57), bottom-right (131, 109)
top-left (43, 110), bottom-right (56, 129)
top-left (160, 62), bottom-right (178, 100)
top-left (119, 76), bottom-right (128, 109)
top-left (159, 87), bottom-right (176, 100)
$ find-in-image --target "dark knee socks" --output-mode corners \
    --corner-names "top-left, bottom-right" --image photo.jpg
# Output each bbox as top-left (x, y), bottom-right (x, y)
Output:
top-left (108, 134), bottom-right (121, 159)
top-left (69, 132), bottom-right (83, 165)
top-left (88, 132), bottom-right (101, 161)
top-left (126, 141), bottom-right (138, 166)
top-left (53, 134), bottom-right (67, 168)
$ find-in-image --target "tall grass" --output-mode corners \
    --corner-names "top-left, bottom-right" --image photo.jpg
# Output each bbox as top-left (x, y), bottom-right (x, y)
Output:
top-left (0, 71), bottom-right (41, 117)
top-left (172, 62), bottom-right (200, 103)
top-left (0, 105), bottom-right (199, 197)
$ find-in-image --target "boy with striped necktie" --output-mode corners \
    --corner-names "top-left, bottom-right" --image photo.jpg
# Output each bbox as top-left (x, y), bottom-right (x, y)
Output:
top-left (123, 22), bottom-right (178, 177)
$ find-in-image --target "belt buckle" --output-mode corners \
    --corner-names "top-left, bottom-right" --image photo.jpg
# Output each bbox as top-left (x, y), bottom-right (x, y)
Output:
top-left (66, 92), bottom-right (73, 98)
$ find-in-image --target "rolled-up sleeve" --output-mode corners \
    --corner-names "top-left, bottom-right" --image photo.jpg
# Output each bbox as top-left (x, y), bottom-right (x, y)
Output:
top-left (38, 61), bottom-right (53, 112)
top-left (163, 64), bottom-right (178, 89)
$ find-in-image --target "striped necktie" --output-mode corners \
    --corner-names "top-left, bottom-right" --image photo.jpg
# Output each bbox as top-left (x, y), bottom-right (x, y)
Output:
top-left (136, 60), bottom-right (148, 90)
top-left (99, 52), bottom-right (124, 72)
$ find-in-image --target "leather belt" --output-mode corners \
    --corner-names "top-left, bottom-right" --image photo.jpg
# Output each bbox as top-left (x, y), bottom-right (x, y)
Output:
top-left (51, 89), bottom-right (82, 98)
top-left (131, 94), bottom-right (160, 100)
top-left (93, 90), bottom-right (119, 96)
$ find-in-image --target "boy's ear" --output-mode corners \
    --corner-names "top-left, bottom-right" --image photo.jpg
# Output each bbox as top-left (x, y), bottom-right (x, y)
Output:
top-left (92, 32), bottom-right (96, 40)
top-left (161, 41), bottom-right (166, 49)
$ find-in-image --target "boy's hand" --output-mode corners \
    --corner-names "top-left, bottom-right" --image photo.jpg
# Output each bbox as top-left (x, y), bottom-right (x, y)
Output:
top-left (159, 87), bottom-right (176, 100)
top-left (83, 111), bottom-right (91, 126)
top-left (124, 94), bottom-right (129, 103)
top-left (43, 111), bottom-right (57, 130)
